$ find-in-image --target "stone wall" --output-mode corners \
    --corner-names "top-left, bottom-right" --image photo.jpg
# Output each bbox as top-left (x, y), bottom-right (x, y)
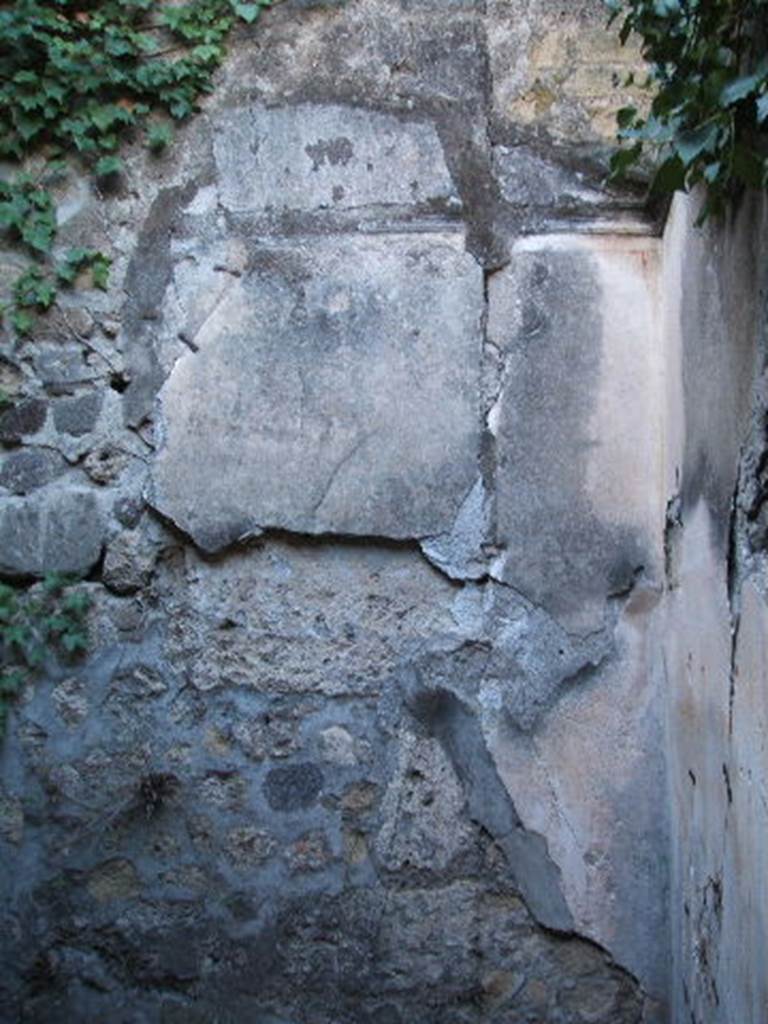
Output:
top-left (1, 2), bottom-right (764, 1022)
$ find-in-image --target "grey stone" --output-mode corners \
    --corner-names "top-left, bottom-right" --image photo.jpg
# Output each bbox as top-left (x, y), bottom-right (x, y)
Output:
top-left (493, 145), bottom-right (627, 213)
top-left (161, 539), bottom-right (459, 699)
top-left (102, 531), bottom-right (156, 594)
top-left (0, 449), bottom-right (66, 495)
top-left (121, 179), bottom-right (202, 427)
top-left (51, 677), bottom-right (90, 727)
top-left (113, 494), bottom-right (145, 528)
top-left (213, 104), bottom-right (457, 215)
top-left (0, 489), bottom-right (105, 577)
top-left (0, 788), bottom-right (23, 845)
top-left (0, 398), bottom-right (47, 441)
top-left (200, 772), bottom-right (247, 811)
top-left (32, 345), bottom-right (97, 393)
top-left (83, 445), bottom-right (128, 486)
top-left (318, 725), bottom-right (357, 766)
top-left (225, 826), bottom-right (277, 868)
top-left (32, 305), bottom-right (95, 342)
top-left (420, 477), bottom-right (490, 580)
top-left (263, 763), bottom-right (324, 811)
top-left (375, 732), bottom-right (476, 873)
top-left (53, 392), bottom-right (103, 437)
top-left (86, 858), bottom-right (140, 902)
top-left (150, 234), bottom-right (482, 549)
top-left (285, 831), bottom-right (333, 873)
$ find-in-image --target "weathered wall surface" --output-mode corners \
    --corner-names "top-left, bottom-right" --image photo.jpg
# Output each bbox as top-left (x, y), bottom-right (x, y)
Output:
top-left (662, 190), bottom-right (768, 1024)
top-left (0, 2), bottom-right (705, 1022)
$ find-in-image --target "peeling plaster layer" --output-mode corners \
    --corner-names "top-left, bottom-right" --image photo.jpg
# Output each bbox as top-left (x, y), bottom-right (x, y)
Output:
top-left (488, 233), bottom-right (664, 631)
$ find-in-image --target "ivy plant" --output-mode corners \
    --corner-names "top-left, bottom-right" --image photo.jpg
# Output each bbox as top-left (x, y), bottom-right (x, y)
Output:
top-left (0, 0), bottom-right (275, 335)
top-left (0, 574), bottom-right (90, 733)
top-left (606, 0), bottom-right (768, 220)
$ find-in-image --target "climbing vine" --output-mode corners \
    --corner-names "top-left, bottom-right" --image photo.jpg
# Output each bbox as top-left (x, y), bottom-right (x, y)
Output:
top-left (0, 0), bottom-right (275, 334)
top-left (607, 0), bottom-right (768, 219)
top-left (0, 575), bottom-right (90, 732)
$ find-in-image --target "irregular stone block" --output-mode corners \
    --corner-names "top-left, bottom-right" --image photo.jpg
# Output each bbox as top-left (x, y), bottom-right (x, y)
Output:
top-left (264, 763), bottom-right (324, 811)
top-left (225, 826), bottom-right (277, 868)
top-left (51, 677), bottom-right (90, 727)
top-left (213, 104), bottom-right (457, 214)
top-left (53, 391), bottom-right (103, 437)
top-left (286, 830), bottom-right (333, 873)
top-left (150, 234), bottom-right (482, 549)
top-left (83, 445), bottom-right (127, 486)
top-left (165, 541), bottom-right (459, 697)
top-left (493, 145), bottom-right (639, 216)
top-left (318, 724), bottom-right (357, 766)
top-left (86, 858), bottom-right (140, 903)
top-left (113, 494), bottom-right (145, 528)
top-left (0, 398), bottom-right (47, 442)
top-left (0, 490), bottom-right (105, 578)
top-left (0, 788), bottom-right (23, 845)
top-left (32, 345), bottom-right (97, 393)
top-left (102, 531), bottom-right (156, 594)
top-left (0, 449), bottom-right (66, 495)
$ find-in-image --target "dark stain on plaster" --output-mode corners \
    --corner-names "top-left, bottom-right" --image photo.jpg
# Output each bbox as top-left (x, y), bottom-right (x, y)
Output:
top-left (305, 135), bottom-right (354, 171)
top-left (679, 196), bottom-right (763, 550)
top-left (608, 732), bottom-right (671, 1003)
top-left (493, 249), bottom-right (650, 618)
top-left (399, 665), bottom-right (574, 933)
top-left (121, 177), bottom-right (206, 428)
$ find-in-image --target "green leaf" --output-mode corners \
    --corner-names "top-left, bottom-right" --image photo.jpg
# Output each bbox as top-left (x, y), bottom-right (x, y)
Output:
top-left (61, 631), bottom-right (87, 653)
top-left (674, 122), bottom-right (719, 165)
top-left (90, 253), bottom-right (112, 290)
top-left (721, 72), bottom-right (763, 106)
top-left (616, 105), bottom-right (637, 130)
top-left (146, 121), bottom-right (174, 153)
top-left (232, 2), bottom-right (261, 23)
top-left (650, 154), bottom-right (687, 194)
top-left (732, 143), bottom-right (766, 190)
top-left (95, 154), bottom-right (123, 177)
top-left (10, 309), bottom-right (33, 336)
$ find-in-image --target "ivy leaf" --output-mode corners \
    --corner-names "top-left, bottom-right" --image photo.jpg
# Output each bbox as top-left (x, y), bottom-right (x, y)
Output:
top-left (11, 309), bottom-right (34, 336)
top-left (231, 2), bottom-right (261, 23)
top-left (721, 71), bottom-right (764, 106)
top-left (146, 121), bottom-right (174, 153)
top-left (61, 631), bottom-right (87, 653)
top-left (616, 105), bottom-right (638, 130)
top-left (732, 143), bottom-right (766, 189)
top-left (94, 154), bottom-right (123, 177)
top-left (90, 253), bottom-right (112, 290)
top-left (674, 122), bottom-right (719, 166)
top-left (650, 154), bottom-right (686, 193)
